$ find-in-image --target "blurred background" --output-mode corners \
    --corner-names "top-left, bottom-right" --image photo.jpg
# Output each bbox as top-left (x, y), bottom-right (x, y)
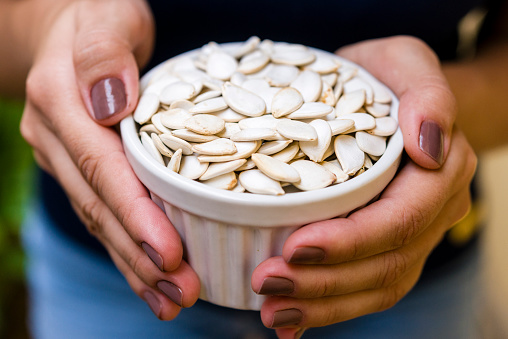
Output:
top-left (0, 99), bottom-right (507, 338)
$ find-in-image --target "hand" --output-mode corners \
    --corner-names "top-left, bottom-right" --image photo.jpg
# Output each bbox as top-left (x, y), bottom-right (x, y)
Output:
top-left (19, 0), bottom-right (200, 319)
top-left (251, 36), bottom-right (477, 338)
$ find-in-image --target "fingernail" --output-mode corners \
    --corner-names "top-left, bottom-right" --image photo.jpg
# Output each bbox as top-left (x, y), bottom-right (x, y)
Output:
top-left (271, 308), bottom-right (303, 328)
top-left (419, 120), bottom-right (444, 165)
top-left (141, 242), bottom-right (164, 271)
top-left (257, 277), bottom-right (294, 295)
top-left (90, 77), bottom-right (126, 120)
top-left (288, 247), bottom-right (325, 264)
top-left (143, 290), bottom-right (161, 318)
top-left (157, 280), bottom-right (183, 307)
top-left (295, 327), bottom-right (308, 339)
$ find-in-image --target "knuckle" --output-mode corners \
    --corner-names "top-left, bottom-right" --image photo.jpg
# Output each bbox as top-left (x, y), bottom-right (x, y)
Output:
top-left (394, 205), bottom-right (426, 247)
top-left (376, 251), bottom-right (408, 288)
top-left (80, 197), bottom-right (104, 236)
top-left (77, 151), bottom-right (103, 194)
top-left (377, 284), bottom-right (407, 312)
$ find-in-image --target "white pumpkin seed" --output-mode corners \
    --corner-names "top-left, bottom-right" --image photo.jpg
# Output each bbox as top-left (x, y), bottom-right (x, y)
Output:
top-left (290, 160), bottom-right (336, 191)
top-left (151, 113), bottom-right (173, 134)
top-left (199, 159), bottom-right (247, 181)
top-left (334, 135), bottom-right (365, 175)
top-left (257, 140), bottom-right (293, 155)
top-left (327, 118), bottom-right (355, 135)
top-left (140, 131), bottom-right (164, 165)
top-left (159, 133), bottom-right (194, 155)
top-left (339, 113), bottom-right (376, 131)
top-left (355, 131), bottom-right (386, 156)
top-left (192, 90), bottom-right (222, 104)
top-left (251, 153), bottom-right (300, 183)
top-left (159, 81), bottom-right (197, 105)
top-left (216, 122), bottom-right (241, 138)
top-left (201, 172), bottom-right (238, 190)
top-left (238, 169), bottom-right (285, 195)
top-left (335, 89), bottom-right (366, 116)
top-left (238, 50), bottom-right (270, 74)
top-left (139, 124), bottom-right (160, 135)
top-left (299, 119), bottom-right (332, 162)
top-left (222, 82), bottom-right (266, 117)
top-left (179, 154), bottom-right (209, 179)
top-left (276, 119), bottom-right (317, 141)
top-left (134, 92), bottom-right (159, 124)
top-left (238, 114), bottom-right (278, 130)
top-left (368, 116), bottom-right (398, 136)
top-left (160, 108), bottom-right (192, 129)
top-left (305, 54), bottom-right (340, 74)
top-left (343, 76), bottom-right (374, 105)
top-left (167, 148), bottom-right (183, 172)
top-left (271, 142), bottom-right (300, 163)
top-left (151, 133), bottom-right (174, 157)
top-left (189, 96), bottom-right (228, 113)
top-left (271, 87), bottom-right (304, 118)
top-left (209, 108), bottom-right (246, 122)
top-left (285, 102), bottom-right (334, 120)
top-left (271, 44), bottom-right (316, 66)
top-left (184, 114), bottom-right (225, 135)
top-left (290, 70), bottom-right (322, 102)
top-left (365, 102), bottom-right (391, 118)
top-left (198, 140), bottom-right (261, 162)
top-left (265, 64), bottom-right (300, 87)
top-left (230, 128), bottom-right (279, 142)
top-left (192, 138), bottom-right (237, 155)
top-left (169, 99), bottom-right (195, 111)
top-left (171, 129), bottom-right (219, 142)
top-left (319, 160), bottom-right (349, 183)
top-left (206, 51), bottom-right (238, 81)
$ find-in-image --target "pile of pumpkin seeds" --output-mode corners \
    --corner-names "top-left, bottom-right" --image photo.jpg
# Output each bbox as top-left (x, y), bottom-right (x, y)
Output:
top-left (133, 37), bottom-right (398, 195)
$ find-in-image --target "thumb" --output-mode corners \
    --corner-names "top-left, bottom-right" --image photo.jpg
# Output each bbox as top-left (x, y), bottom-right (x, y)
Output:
top-left (73, 0), bottom-right (154, 126)
top-left (337, 35), bottom-right (456, 169)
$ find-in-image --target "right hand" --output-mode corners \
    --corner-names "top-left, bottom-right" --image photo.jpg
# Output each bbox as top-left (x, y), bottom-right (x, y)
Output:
top-left (20, 0), bottom-right (201, 319)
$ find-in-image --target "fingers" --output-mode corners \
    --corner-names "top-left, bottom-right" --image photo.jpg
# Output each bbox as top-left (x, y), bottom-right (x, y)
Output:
top-left (67, 0), bottom-right (154, 125)
top-left (280, 128), bottom-right (476, 265)
top-left (22, 104), bottom-right (200, 315)
top-left (260, 259), bottom-right (425, 329)
top-left (336, 36), bottom-right (457, 169)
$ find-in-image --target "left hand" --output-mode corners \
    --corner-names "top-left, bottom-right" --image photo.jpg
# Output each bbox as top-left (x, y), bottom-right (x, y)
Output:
top-left (250, 36), bottom-right (477, 338)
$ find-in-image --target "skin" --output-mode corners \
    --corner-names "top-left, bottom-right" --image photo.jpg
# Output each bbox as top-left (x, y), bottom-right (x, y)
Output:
top-left (2, 0), bottom-right (505, 337)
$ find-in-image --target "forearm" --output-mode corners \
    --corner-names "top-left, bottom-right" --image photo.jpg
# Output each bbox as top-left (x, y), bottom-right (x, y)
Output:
top-left (443, 42), bottom-right (508, 153)
top-left (0, 0), bottom-right (72, 98)
top-left (443, 2), bottom-right (508, 153)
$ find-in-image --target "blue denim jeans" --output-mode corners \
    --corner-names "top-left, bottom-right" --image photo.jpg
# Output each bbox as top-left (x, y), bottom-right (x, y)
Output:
top-left (22, 201), bottom-right (482, 339)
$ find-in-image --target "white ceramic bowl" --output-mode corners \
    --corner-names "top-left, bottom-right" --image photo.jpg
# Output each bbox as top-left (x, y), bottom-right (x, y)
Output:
top-left (120, 44), bottom-right (403, 310)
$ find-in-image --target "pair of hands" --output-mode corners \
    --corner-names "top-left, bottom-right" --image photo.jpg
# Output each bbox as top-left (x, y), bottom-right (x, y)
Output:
top-left (19, 0), bottom-right (477, 338)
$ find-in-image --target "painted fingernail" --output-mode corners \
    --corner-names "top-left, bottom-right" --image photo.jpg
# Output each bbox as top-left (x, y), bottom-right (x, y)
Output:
top-left (157, 280), bottom-right (183, 307)
top-left (257, 277), bottom-right (294, 295)
top-left (90, 77), bottom-right (126, 120)
top-left (271, 308), bottom-right (303, 328)
top-left (288, 247), bottom-right (325, 264)
top-left (295, 327), bottom-right (308, 339)
top-left (143, 290), bottom-right (161, 318)
top-left (419, 120), bottom-right (444, 165)
top-left (141, 242), bottom-right (164, 271)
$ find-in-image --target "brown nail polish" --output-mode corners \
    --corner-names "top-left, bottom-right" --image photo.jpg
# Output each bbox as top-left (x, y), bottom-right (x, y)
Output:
top-left (157, 280), bottom-right (183, 307)
top-left (90, 77), bottom-right (126, 120)
top-left (143, 290), bottom-right (161, 318)
top-left (288, 247), bottom-right (325, 264)
top-left (141, 242), bottom-right (164, 271)
top-left (257, 277), bottom-right (294, 295)
top-left (271, 308), bottom-right (303, 328)
top-left (419, 120), bottom-right (444, 165)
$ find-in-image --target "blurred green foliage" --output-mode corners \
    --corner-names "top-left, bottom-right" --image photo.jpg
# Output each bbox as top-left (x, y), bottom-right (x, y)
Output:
top-left (0, 97), bottom-right (34, 337)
